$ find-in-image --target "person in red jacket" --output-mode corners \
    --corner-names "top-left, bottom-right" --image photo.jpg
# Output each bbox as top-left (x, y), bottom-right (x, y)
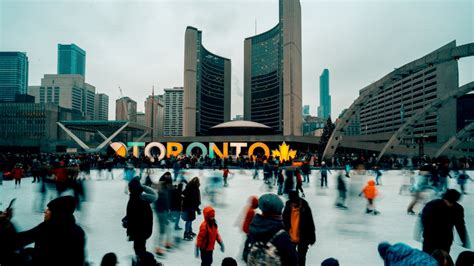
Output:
top-left (222, 167), bottom-right (232, 187)
top-left (12, 163), bottom-right (24, 188)
top-left (360, 180), bottom-right (379, 214)
top-left (242, 196), bottom-right (258, 261)
top-left (195, 206), bottom-right (224, 266)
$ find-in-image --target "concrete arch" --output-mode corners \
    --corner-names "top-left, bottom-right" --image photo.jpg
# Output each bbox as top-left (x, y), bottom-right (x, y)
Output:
top-left (322, 42), bottom-right (474, 160)
top-left (435, 122), bottom-right (474, 158)
top-left (376, 82), bottom-right (474, 161)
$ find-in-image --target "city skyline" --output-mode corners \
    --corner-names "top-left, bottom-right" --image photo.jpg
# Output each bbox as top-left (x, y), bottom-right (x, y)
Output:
top-left (1, 0), bottom-right (472, 119)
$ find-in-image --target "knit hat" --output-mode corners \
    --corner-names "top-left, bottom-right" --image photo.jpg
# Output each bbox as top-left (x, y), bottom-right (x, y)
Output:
top-left (321, 258), bottom-right (339, 266)
top-left (378, 242), bottom-right (391, 259)
top-left (258, 193), bottom-right (284, 215)
top-left (47, 196), bottom-right (76, 215)
top-left (221, 257), bottom-right (237, 266)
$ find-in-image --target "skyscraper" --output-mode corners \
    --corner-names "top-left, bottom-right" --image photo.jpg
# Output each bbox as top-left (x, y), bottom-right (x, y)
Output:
top-left (145, 95), bottom-right (164, 139)
top-left (303, 105), bottom-right (310, 116)
top-left (116, 97), bottom-right (137, 122)
top-left (0, 52), bottom-right (28, 102)
top-left (318, 69), bottom-right (331, 119)
top-left (183, 26), bottom-right (231, 136)
top-left (57, 44), bottom-right (86, 77)
top-left (94, 93), bottom-right (109, 120)
top-left (243, 0), bottom-right (302, 136)
top-left (163, 87), bottom-right (184, 136)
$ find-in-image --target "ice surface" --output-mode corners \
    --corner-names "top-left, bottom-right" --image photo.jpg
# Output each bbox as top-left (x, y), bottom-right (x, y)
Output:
top-left (1, 169), bottom-right (473, 265)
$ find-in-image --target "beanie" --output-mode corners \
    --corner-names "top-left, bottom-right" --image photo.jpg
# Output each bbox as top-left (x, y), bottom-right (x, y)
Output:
top-left (321, 258), bottom-right (339, 266)
top-left (258, 193), bottom-right (284, 215)
top-left (221, 257), bottom-right (237, 266)
top-left (378, 242), bottom-right (391, 259)
top-left (47, 196), bottom-right (76, 215)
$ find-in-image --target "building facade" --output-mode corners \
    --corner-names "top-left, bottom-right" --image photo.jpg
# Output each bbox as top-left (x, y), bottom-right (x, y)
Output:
top-left (0, 52), bottom-right (28, 102)
top-left (28, 74), bottom-right (96, 119)
top-left (116, 97), bottom-right (137, 122)
top-left (457, 94), bottom-right (474, 131)
top-left (318, 69), bottom-right (331, 119)
top-left (302, 116), bottom-right (325, 136)
top-left (303, 105), bottom-right (310, 116)
top-left (57, 44), bottom-right (86, 77)
top-left (145, 95), bottom-right (164, 139)
top-left (163, 87), bottom-right (184, 136)
top-left (243, 0), bottom-right (302, 136)
top-left (183, 26), bottom-right (231, 136)
top-left (94, 93), bottom-right (109, 120)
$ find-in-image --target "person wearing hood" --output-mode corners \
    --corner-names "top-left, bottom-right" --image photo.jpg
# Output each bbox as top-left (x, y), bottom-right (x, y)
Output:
top-left (359, 180), bottom-right (379, 214)
top-left (195, 206), bottom-right (224, 266)
top-left (283, 191), bottom-right (316, 266)
top-left (182, 177), bottom-right (202, 241)
top-left (377, 242), bottom-right (438, 265)
top-left (125, 177), bottom-right (158, 261)
top-left (247, 193), bottom-right (298, 266)
top-left (16, 195), bottom-right (86, 266)
top-left (241, 196), bottom-right (258, 261)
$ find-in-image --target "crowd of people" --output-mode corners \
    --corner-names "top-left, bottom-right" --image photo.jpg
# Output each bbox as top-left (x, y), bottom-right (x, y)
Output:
top-left (0, 150), bottom-right (473, 265)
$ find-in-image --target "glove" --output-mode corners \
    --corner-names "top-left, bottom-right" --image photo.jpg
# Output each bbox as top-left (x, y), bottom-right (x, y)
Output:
top-left (220, 242), bottom-right (225, 253)
top-left (195, 246), bottom-right (200, 258)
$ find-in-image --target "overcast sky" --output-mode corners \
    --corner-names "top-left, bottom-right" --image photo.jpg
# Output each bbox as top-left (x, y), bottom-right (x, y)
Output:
top-left (1, 0), bottom-right (473, 120)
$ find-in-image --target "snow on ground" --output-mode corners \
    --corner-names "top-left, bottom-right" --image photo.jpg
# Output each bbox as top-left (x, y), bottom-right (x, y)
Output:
top-left (1, 169), bottom-right (473, 265)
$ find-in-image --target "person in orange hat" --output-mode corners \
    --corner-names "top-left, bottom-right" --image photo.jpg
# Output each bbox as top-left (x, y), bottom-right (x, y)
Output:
top-left (360, 180), bottom-right (379, 214)
top-left (195, 206), bottom-right (224, 266)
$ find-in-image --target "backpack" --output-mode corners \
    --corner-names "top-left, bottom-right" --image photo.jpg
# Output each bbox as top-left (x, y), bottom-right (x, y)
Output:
top-left (247, 229), bottom-right (285, 266)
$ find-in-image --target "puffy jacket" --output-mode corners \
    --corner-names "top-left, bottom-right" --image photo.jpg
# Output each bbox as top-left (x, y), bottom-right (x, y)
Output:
top-left (384, 243), bottom-right (438, 266)
top-left (282, 198), bottom-right (316, 245)
top-left (196, 206), bottom-right (222, 251)
top-left (242, 196), bottom-right (258, 234)
top-left (362, 180), bottom-right (377, 199)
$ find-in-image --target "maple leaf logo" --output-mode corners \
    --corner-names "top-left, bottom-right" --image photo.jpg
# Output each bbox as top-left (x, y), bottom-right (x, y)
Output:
top-left (272, 142), bottom-right (297, 162)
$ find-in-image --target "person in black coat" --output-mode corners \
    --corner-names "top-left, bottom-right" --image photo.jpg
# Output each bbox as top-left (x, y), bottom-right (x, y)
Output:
top-left (283, 191), bottom-right (316, 266)
top-left (16, 195), bottom-right (86, 266)
top-left (181, 176), bottom-right (201, 240)
top-left (248, 193), bottom-right (298, 266)
top-left (126, 177), bottom-right (157, 259)
top-left (421, 189), bottom-right (470, 254)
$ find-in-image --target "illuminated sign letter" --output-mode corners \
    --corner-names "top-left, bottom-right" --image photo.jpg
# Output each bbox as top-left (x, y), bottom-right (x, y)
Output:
top-left (248, 142), bottom-right (270, 160)
top-left (186, 142), bottom-right (208, 157)
top-left (110, 142), bottom-right (127, 158)
top-left (167, 142), bottom-right (183, 158)
top-left (127, 142), bottom-right (145, 158)
top-left (144, 142), bottom-right (166, 162)
top-left (230, 142), bottom-right (247, 157)
top-left (209, 142), bottom-right (229, 159)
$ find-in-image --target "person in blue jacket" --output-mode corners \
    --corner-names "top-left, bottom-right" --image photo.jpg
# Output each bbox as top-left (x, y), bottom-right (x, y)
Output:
top-left (377, 242), bottom-right (438, 266)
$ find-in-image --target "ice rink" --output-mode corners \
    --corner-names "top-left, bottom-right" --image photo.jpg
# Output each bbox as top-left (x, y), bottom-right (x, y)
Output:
top-left (1, 169), bottom-right (473, 265)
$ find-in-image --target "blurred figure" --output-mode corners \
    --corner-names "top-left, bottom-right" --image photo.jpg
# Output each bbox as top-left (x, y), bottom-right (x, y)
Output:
top-left (421, 189), bottom-right (470, 254)
top-left (301, 161), bottom-right (311, 183)
top-left (253, 161), bottom-right (259, 180)
top-left (360, 180), bottom-right (379, 214)
top-left (17, 196), bottom-right (86, 266)
top-left (321, 258), bottom-right (339, 266)
top-left (171, 183), bottom-right (184, 230)
top-left (374, 166), bottom-right (383, 185)
top-left (407, 167), bottom-right (431, 215)
top-left (222, 167), bottom-right (232, 187)
top-left (195, 206), bottom-right (224, 266)
top-left (31, 159), bottom-right (41, 183)
top-left (126, 178), bottom-right (158, 260)
top-left (123, 163), bottom-right (135, 194)
top-left (438, 162), bottom-right (451, 193)
top-left (221, 257), bottom-right (237, 266)
top-left (319, 161), bottom-right (331, 188)
top-left (277, 167), bottom-right (285, 195)
top-left (283, 191), bottom-right (316, 266)
top-left (431, 249), bottom-right (453, 266)
top-left (247, 193), bottom-right (298, 266)
top-left (241, 196), bottom-right (258, 261)
top-left (377, 242), bottom-right (438, 265)
top-left (335, 171), bottom-right (348, 209)
top-left (154, 172), bottom-right (173, 256)
top-left (0, 199), bottom-right (23, 266)
top-left (182, 177), bottom-right (202, 241)
top-left (455, 251), bottom-right (474, 266)
top-left (101, 252), bottom-right (118, 266)
top-left (457, 169), bottom-right (473, 194)
top-left (12, 163), bottom-right (24, 188)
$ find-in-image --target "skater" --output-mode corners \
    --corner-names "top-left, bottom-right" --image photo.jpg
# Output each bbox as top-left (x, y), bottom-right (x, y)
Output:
top-left (253, 161), bottom-right (259, 180)
top-left (182, 177), bottom-right (202, 241)
top-left (125, 178), bottom-right (158, 260)
top-left (301, 161), bottom-right (311, 183)
top-left (12, 163), bottom-right (24, 188)
top-left (154, 173), bottom-right (173, 256)
top-left (421, 189), bottom-right (470, 254)
top-left (457, 169), bottom-right (473, 194)
top-left (282, 191), bottom-right (316, 266)
top-left (407, 166), bottom-right (431, 215)
top-left (277, 167), bottom-right (285, 195)
top-left (320, 161), bottom-right (331, 188)
top-left (335, 171), bottom-right (348, 209)
top-left (222, 167), bottom-right (232, 187)
top-left (360, 180), bottom-right (379, 214)
top-left (241, 196), bottom-right (258, 262)
top-left (195, 206), bottom-right (225, 266)
top-left (31, 159), bottom-right (41, 183)
top-left (374, 166), bottom-right (382, 185)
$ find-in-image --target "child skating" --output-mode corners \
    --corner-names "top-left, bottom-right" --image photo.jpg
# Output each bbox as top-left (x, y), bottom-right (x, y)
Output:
top-left (360, 180), bottom-right (379, 215)
top-left (195, 206), bottom-right (225, 266)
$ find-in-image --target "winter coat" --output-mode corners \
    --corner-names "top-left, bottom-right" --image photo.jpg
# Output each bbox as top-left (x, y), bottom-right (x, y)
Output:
top-left (421, 198), bottom-right (469, 250)
top-left (126, 185), bottom-right (157, 241)
top-left (362, 180), bottom-right (378, 200)
top-left (155, 183), bottom-right (171, 213)
top-left (282, 199), bottom-right (316, 245)
top-left (337, 174), bottom-right (347, 192)
top-left (301, 163), bottom-right (311, 175)
top-left (181, 184), bottom-right (201, 222)
top-left (242, 197), bottom-right (259, 234)
top-left (196, 207), bottom-right (222, 251)
top-left (16, 216), bottom-right (86, 266)
top-left (383, 243), bottom-right (439, 266)
top-left (12, 167), bottom-right (24, 180)
top-left (248, 214), bottom-right (298, 266)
